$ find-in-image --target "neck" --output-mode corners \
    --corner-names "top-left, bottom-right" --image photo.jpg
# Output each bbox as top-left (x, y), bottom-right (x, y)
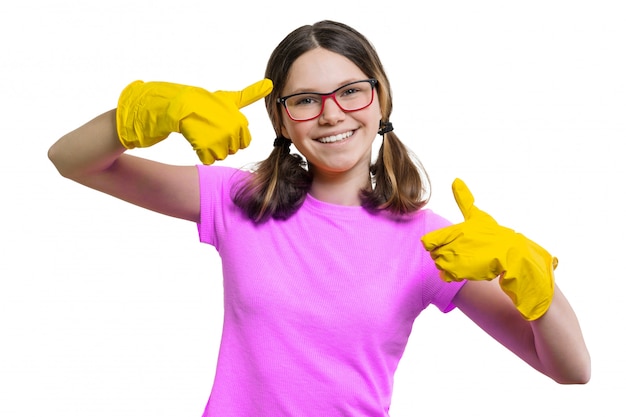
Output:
top-left (308, 166), bottom-right (372, 206)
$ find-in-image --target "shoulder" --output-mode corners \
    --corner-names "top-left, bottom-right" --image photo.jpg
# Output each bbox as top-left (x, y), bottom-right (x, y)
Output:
top-left (196, 165), bottom-right (253, 193)
top-left (196, 164), bottom-right (250, 181)
top-left (420, 208), bottom-right (453, 231)
top-left (393, 208), bottom-right (452, 236)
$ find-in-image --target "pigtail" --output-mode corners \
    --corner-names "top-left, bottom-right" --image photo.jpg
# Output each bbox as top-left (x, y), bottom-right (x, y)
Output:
top-left (361, 130), bottom-right (430, 214)
top-left (232, 138), bottom-right (311, 222)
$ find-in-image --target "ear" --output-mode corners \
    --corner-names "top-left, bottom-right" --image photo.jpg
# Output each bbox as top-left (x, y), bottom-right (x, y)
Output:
top-left (280, 125), bottom-right (290, 139)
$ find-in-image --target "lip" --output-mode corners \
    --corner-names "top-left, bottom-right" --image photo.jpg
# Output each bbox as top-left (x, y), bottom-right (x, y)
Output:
top-left (315, 129), bottom-right (356, 144)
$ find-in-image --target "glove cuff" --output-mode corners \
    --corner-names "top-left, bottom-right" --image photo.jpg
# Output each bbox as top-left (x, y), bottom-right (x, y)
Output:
top-left (116, 80), bottom-right (144, 149)
top-left (116, 81), bottom-right (188, 149)
top-left (501, 239), bottom-right (556, 320)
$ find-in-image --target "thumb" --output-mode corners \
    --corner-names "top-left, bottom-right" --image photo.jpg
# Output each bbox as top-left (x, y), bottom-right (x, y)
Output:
top-left (452, 178), bottom-right (501, 225)
top-left (215, 78), bottom-right (274, 109)
top-left (451, 178), bottom-right (476, 221)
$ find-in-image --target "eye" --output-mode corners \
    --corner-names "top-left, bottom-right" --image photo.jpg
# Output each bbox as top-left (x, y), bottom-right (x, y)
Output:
top-left (341, 87), bottom-right (361, 97)
top-left (290, 94), bottom-right (321, 107)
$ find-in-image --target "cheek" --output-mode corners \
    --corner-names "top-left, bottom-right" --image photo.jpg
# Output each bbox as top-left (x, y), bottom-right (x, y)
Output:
top-left (281, 123), bottom-right (298, 140)
top-left (359, 102), bottom-right (383, 132)
top-left (373, 100), bottom-right (383, 120)
top-left (279, 111), bottom-right (298, 139)
top-left (280, 120), bottom-right (310, 143)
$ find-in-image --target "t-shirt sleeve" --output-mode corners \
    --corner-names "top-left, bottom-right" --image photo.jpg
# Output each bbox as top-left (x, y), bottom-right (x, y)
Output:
top-left (196, 164), bottom-right (247, 249)
top-left (418, 209), bottom-right (467, 313)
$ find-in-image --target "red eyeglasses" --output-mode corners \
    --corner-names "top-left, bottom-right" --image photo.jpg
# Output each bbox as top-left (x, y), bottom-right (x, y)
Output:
top-left (277, 79), bottom-right (377, 122)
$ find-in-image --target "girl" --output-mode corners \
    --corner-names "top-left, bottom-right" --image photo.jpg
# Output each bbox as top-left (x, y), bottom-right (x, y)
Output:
top-left (48, 20), bottom-right (590, 417)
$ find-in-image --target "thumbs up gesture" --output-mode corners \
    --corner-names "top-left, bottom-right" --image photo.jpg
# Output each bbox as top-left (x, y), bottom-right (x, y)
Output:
top-left (421, 178), bottom-right (557, 320)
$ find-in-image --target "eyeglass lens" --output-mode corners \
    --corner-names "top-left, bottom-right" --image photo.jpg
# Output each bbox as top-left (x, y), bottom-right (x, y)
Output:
top-left (283, 80), bottom-right (375, 121)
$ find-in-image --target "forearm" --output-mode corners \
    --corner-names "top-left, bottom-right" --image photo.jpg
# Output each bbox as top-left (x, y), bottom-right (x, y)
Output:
top-left (531, 285), bottom-right (591, 384)
top-left (48, 109), bottom-right (126, 179)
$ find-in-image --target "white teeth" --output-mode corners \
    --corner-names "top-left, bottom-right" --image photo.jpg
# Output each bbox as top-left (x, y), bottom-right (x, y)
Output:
top-left (317, 130), bottom-right (354, 143)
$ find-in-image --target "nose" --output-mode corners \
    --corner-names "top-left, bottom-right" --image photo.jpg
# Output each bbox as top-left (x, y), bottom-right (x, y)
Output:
top-left (319, 95), bottom-right (345, 124)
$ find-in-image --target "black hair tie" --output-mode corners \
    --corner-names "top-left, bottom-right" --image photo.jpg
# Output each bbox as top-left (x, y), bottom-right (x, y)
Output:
top-left (273, 136), bottom-right (292, 149)
top-left (378, 121), bottom-right (394, 135)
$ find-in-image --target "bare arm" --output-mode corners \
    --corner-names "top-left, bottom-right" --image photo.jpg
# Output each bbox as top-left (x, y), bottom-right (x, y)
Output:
top-left (48, 109), bottom-right (200, 222)
top-left (454, 278), bottom-right (591, 384)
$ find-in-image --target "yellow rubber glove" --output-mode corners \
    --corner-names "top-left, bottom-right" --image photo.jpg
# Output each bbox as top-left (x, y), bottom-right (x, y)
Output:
top-left (116, 78), bottom-right (273, 164)
top-left (421, 178), bottom-right (557, 320)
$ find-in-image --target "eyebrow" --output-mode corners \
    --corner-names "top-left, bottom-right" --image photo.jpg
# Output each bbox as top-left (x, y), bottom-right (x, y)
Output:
top-left (283, 78), bottom-right (366, 96)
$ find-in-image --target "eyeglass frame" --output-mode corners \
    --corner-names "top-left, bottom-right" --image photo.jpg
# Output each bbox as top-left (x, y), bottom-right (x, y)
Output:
top-left (277, 78), bottom-right (378, 122)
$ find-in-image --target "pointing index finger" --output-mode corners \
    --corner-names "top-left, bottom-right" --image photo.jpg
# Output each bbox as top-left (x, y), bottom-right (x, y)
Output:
top-left (224, 78), bottom-right (274, 109)
top-left (212, 79), bottom-right (273, 109)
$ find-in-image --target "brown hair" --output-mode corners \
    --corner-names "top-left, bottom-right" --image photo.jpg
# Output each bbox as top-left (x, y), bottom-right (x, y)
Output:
top-left (233, 20), bottom-right (430, 222)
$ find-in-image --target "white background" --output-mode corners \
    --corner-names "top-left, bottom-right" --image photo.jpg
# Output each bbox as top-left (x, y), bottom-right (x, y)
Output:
top-left (1, 0), bottom-right (624, 416)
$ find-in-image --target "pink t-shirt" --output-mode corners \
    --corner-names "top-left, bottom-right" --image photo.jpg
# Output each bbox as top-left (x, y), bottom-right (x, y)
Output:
top-left (196, 165), bottom-right (465, 417)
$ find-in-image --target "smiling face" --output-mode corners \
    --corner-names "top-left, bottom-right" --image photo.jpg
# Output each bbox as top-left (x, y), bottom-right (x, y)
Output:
top-left (279, 48), bottom-right (382, 179)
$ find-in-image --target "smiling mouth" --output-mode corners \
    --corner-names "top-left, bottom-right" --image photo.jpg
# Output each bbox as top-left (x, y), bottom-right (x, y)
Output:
top-left (316, 130), bottom-right (354, 144)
